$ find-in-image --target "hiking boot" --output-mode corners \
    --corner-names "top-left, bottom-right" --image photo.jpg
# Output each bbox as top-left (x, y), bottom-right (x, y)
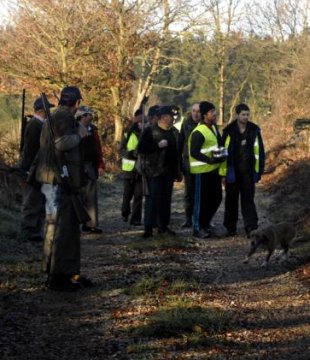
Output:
top-left (158, 227), bottom-right (176, 236)
top-left (181, 219), bottom-right (192, 228)
top-left (46, 274), bottom-right (82, 291)
top-left (81, 225), bottom-right (103, 234)
top-left (71, 275), bottom-right (95, 288)
top-left (225, 229), bottom-right (237, 237)
top-left (130, 221), bottom-right (142, 226)
top-left (203, 228), bottom-right (212, 238)
top-left (142, 228), bottom-right (153, 238)
top-left (89, 227), bottom-right (103, 234)
top-left (192, 230), bottom-right (210, 239)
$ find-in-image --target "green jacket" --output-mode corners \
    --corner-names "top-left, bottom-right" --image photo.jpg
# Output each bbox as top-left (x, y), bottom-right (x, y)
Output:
top-left (36, 106), bottom-right (83, 191)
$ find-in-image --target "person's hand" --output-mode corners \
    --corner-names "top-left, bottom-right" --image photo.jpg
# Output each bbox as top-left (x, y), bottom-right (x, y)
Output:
top-left (77, 123), bottom-right (89, 138)
top-left (210, 156), bottom-right (226, 164)
top-left (158, 139), bottom-right (168, 148)
top-left (98, 168), bottom-right (104, 177)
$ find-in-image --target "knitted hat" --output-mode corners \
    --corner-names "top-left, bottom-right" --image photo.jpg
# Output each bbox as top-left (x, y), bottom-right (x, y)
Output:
top-left (75, 106), bottom-right (94, 118)
top-left (199, 101), bottom-right (215, 116)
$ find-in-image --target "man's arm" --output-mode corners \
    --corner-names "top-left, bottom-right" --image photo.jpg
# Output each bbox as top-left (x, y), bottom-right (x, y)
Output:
top-left (21, 121), bottom-right (42, 171)
top-left (190, 131), bottom-right (216, 164)
top-left (138, 127), bottom-right (158, 154)
top-left (94, 130), bottom-right (105, 174)
top-left (179, 122), bottom-right (186, 156)
top-left (258, 129), bottom-right (265, 175)
top-left (53, 114), bottom-right (86, 151)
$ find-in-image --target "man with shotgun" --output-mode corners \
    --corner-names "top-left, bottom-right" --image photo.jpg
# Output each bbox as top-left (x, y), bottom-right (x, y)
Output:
top-left (35, 86), bottom-right (94, 291)
top-left (20, 95), bottom-right (54, 242)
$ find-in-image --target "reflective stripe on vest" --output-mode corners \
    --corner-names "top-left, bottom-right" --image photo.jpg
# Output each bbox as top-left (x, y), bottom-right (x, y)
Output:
top-left (218, 134), bottom-right (260, 177)
top-left (219, 135), bottom-right (230, 177)
top-left (254, 136), bottom-right (259, 173)
top-left (188, 124), bottom-right (220, 174)
top-left (122, 132), bottom-right (139, 171)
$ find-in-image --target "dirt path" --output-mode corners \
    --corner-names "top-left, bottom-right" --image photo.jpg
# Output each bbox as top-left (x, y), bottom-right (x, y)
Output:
top-left (0, 177), bottom-right (309, 359)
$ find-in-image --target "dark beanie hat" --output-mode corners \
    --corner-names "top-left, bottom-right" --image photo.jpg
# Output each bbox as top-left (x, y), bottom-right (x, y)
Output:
top-left (199, 101), bottom-right (215, 116)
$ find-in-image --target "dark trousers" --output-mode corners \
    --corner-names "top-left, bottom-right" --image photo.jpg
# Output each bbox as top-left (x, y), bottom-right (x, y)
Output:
top-left (21, 183), bottom-right (45, 238)
top-left (82, 178), bottom-right (98, 228)
top-left (183, 170), bottom-right (195, 220)
top-left (224, 173), bottom-right (258, 232)
top-left (42, 185), bottom-right (80, 276)
top-left (144, 175), bottom-right (174, 231)
top-left (121, 176), bottom-right (143, 224)
top-left (193, 171), bottom-right (222, 232)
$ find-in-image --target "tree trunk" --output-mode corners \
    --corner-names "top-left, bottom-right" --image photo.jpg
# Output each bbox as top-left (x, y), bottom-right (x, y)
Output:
top-left (114, 113), bottom-right (123, 144)
top-left (111, 86), bottom-right (123, 143)
top-left (218, 60), bottom-right (225, 127)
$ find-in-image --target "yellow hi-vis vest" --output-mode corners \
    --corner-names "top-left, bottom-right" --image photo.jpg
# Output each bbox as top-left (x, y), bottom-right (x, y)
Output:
top-left (188, 124), bottom-right (220, 174)
top-left (219, 134), bottom-right (260, 177)
top-left (122, 132), bottom-right (139, 172)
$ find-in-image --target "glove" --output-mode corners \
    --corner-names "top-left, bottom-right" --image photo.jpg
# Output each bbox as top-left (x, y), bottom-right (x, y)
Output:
top-left (158, 139), bottom-right (168, 148)
top-left (209, 156), bottom-right (226, 164)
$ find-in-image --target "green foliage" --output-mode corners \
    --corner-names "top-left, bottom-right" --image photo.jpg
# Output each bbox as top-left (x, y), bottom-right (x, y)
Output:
top-left (0, 93), bottom-right (23, 134)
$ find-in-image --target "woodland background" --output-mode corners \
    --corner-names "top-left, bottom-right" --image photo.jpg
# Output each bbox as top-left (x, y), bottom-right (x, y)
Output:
top-left (0, 0), bottom-right (309, 167)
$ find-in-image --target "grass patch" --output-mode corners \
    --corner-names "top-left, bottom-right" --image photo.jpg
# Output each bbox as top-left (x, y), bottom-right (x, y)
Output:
top-left (128, 275), bottom-right (162, 297)
top-left (130, 302), bottom-right (230, 338)
top-left (170, 278), bottom-right (200, 294)
top-left (127, 267), bottom-right (201, 297)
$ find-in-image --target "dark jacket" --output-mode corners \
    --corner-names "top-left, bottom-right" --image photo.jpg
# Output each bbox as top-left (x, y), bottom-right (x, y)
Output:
top-left (36, 106), bottom-right (83, 191)
top-left (222, 120), bottom-right (265, 183)
top-left (137, 123), bottom-right (180, 178)
top-left (179, 115), bottom-right (199, 172)
top-left (20, 116), bottom-right (43, 172)
top-left (80, 123), bottom-right (104, 179)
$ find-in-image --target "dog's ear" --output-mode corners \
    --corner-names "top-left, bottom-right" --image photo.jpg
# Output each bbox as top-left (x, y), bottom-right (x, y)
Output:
top-left (261, 234), bottom-right (269, 243)
top-left (250, 232), bottom-right (260, 246)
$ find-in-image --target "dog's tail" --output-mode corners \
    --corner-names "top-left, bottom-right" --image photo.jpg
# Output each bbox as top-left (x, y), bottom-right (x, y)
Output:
top-left (291, 234), bottom-right (310, 246)
top-left (293, 208), bottom-right (310, 226)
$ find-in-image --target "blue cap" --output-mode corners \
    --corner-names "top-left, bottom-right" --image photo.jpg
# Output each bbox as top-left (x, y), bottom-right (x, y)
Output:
top-left (157, 105), bottom-right (175, 117)
top-left (60, 86), bottom-right (83, 102)
top-left (33, 97), bottom-right (55, 111)
top-left (148, 105), bottom-right (160, 117)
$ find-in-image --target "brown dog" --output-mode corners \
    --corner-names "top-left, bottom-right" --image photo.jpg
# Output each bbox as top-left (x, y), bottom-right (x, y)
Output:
top-left (243, 223), bottom-right (296, 267)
